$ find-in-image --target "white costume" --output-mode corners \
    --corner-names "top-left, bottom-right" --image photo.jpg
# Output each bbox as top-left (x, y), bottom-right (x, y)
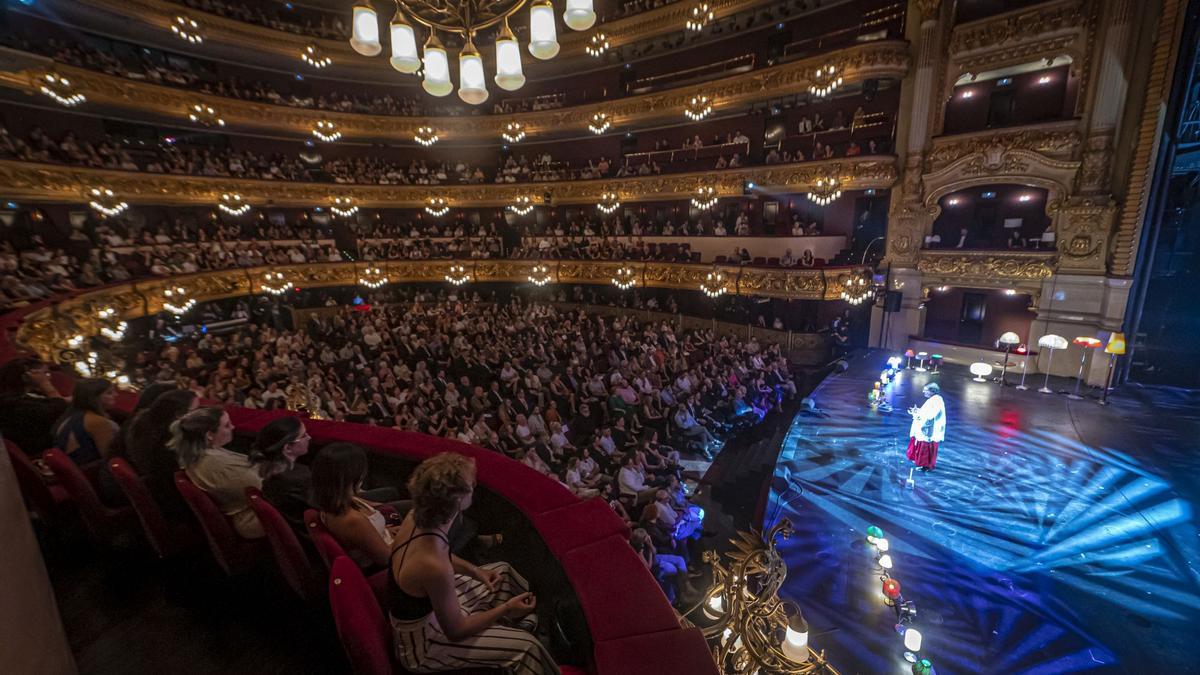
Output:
top-left (909, 395), bottom-right (946, 443)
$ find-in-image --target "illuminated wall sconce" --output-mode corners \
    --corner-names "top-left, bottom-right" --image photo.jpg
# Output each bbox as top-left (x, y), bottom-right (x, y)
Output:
top-left (313, 119), bottom-right (342, 142)
top-left (597, 191), bottom-right (621, 213)
top-left (218, 193), bottom-right (250, 216)
top-left (261, 272), bottom-right (293, 295)
top-left (39, 73), bottom-right (86, 107)
top-left (808, 176), bottom-right (842, 206)
top-left (188, 103), bottom-right (225, 127)
top-left (414, 126), bottom-right (439, 146)
top-left (588, 112), bottom-right (611, 134)
top-left (809, 65), bottom-right (843, 98)
top-left (701, 271), bottom-right (727, 297)
top-left (358, 266), bottom-right (388, 289)
top-left (331, 197), bottom-right (359, 217)
top-left (684, 94), bottom-right (713, 121)
top-left (501, 121), bottom-right (526, 143)
top-left (425, 197), bottom-right (449, 216)
top-left (586, 33), bottom-right (609, 57)
top-left (445, 263), bottom-right (470, 285)
top-left (163, 286), bottom-right (197, 315)
top-left (301, 43), bottom-right (333, 68)
top-left (508, 195), bottom-right (535, 215)
top-left (87, 187), bottom-right (128, 217)
top-left (685, 3), bottom-right (713, 31)
top-left (171, 15), bottom-right (204, 43)
top-left (611, 266), bottom-right (636, 290)
top-left (528, 264), bottom-right (553, 286)
top-left (691, 186), bottom-right (718, 209)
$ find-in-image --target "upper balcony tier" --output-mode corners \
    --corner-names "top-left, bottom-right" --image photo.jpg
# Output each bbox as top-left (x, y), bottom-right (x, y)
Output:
top-left (0, 40), bottom-right (909, 142)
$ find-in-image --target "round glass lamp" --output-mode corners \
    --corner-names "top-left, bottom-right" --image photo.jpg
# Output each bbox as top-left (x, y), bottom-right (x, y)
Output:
top-left (421, 33), bottom-right (453, 97)
top-left (1037, 334), bottom-right (1068, 393)
top-left (349, 2), bottom-right (382, 56)
top-left (563, 0), bottom-right (597, 30)
top-left (970, 362), bottom-right (993, 382)
top-left (388, 12), bottom-right (420, 73)
top-left (528, 0), bottom-right (560, 59)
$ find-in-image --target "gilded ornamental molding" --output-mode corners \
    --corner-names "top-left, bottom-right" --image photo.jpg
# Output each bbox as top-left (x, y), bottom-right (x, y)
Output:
top-left (0, 156), bottom-right (898, 208)
top-left (14, 261), bottom-right (870, 360)
top-left (916, 250), bottom-right (1055, 286)
top-left (948, 0), bottom-right (1090, 55)
top-left (0, 41), bottom-right (909, 142)
top-left (926, 120), bottom-right (1083, 172)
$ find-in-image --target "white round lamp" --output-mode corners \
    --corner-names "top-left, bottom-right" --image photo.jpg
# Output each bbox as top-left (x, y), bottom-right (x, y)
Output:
top-left (970, 362), bottom-right (993, 383)
top-left (1037, 334), bottom-right (1068, 393)
top-left (349, 2), bottom-right (382, 56)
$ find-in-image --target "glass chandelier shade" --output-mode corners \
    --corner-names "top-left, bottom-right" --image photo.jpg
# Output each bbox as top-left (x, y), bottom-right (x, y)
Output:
top-left (350, 2), bottom-right (382, 56)
top-left (494, 21), bottom-right (527, 91)
top-left (528, 0), bottom-right (560, 60)
top-left (422, 33), bottom-right (453, 97)
top-left (457, 38), bottom-right (489, 104)
top-left (563, 0), bottom-right (596, 30)
top-left (389, 13), bottom-right (420, 73)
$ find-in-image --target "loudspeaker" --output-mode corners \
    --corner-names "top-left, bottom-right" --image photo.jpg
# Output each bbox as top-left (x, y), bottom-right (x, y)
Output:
top-left (883, 290), bottom-right (902, 313)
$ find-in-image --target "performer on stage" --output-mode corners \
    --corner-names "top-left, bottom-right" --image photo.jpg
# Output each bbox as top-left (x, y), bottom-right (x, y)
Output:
top-left (906, 383), bottom-right (945, 471)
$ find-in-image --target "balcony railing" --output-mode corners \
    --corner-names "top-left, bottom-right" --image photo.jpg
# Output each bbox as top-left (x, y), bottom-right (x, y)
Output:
top-left (626, 54), bottom-right (757, 95)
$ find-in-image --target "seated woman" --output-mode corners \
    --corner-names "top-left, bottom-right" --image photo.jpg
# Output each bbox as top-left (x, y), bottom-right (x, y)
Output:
top-left (53, 378), bottom-right (119, 467)
top-left (0, 356), bottom-right (69, 457)
top-left (388, 452), bottom-right (558, 674)
top-left (124, 389), bottom-right (198, 522)
top-left (249, 416), bottom-right (312, 535)
top-left (171, 407), bottom-right (264, 539)
top-left (311, 442), bottom-right (402, 570)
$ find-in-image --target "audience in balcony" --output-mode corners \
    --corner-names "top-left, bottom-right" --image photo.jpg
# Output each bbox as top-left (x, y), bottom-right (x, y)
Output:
top-left (0, 356), bottom-right (69, 458)
top-left (182, 0), bottom-right (349, 40)
top-left (122, 388), bottom-right (199, 521)
top-left (52, 378), bottom-right (119, 467)
top-left (171, 406), bottom-right (264, 539)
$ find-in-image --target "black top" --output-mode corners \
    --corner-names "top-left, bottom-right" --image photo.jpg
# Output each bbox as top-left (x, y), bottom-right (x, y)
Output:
top-left (0, 394), bottom-right (69, 457)
top-left (387, 530), bottom-right (449, 621)
top-left (124, 418), bottom-right (191, 523)
top-left (262, 464), bottom-right (313, 537)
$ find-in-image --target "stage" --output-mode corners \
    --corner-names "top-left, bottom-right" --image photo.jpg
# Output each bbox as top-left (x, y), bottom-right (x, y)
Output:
top-left (765, 351), bottom-right (1200, 674)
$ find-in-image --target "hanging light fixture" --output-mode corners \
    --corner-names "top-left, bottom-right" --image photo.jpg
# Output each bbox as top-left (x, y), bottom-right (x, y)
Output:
top-left (588, 112), bottom-right (611, 134)
top-left (313, 120), bottom-right (342, 142)
top-left (612, 266), bottom-right (636, 290)
top-left (301, 43), bottom-right (333, 68)
top-left (97, 307), bottom-right (128, 342)
top-left (563, 0), bottom-right (596, 30)
top-left (261, 272), bottom-right (294, 295)
top-left (691, 186), bottom-right (718, 209)
top-left (331, 197), bottom-right (359, 217)
top-left (87, 187), bottom-right (128, 217)
top-left (686, 3), bottom-right (714, 31)
top-left (809, 65), bottom-right (843, 98)
top-left (808, 176), bottom-right (842, 206)
top-left (419, 31), bottom-right (453, 96)
top-left (841, 275), bottom-right (872, 305)
top-left (684, 94), bottom-right (713, 121)
top-left (586, 32), bottom-right (609, 57)
top-left (414, 126), bottom-right (440, 146)
top-left (358, 265), bottom-right (389, 289)
top-left (445, 263), bottom-right (470, 285)
top-left (457, 35), bottom-right (489, 104)
top-left (218, 192), bottom-right (250, 216)
top-left (187, 103), bottom-right (225, 127)
top-left (389, 9), bottom-right (421, 72)
top-left (39, 73), bottom-right (86, 107)
top-left (597, 191), bottom-right (621, 213)
top-left (171, 15), bottom-right (204, 44)
top-left (509, 195), bottom-right (535, 215)
top-left (528, 0), bottom-right (560, 59)
top-left (701, 270), bottom-right (727, 298)
top-left (502, 122), bottom-right (527, 143)
top-left (425, 197), bottom-right (449, 216)
top-left (528, 264), bottom-right (553, 286)
top-left (349, 1), bottom-right (383, 56)
top-left (494, 19), bottom-right (527, 91)
top-left (163, 286), bottom-right (197, 315)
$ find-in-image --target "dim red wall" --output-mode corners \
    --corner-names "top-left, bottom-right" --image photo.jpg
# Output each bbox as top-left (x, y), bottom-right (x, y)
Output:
top-left (922, 287), bottom-right (1035, 347)
top-left (942, 65), bottom-right (1075, 135)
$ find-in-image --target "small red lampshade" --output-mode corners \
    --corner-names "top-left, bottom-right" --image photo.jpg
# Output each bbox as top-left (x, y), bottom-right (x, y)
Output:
top-left (905, 349), bottom-right (915, 357)
top-left (1072, 336), bottom-right (1102, 349)
top-left (883, 578), bottom-right (901, 599)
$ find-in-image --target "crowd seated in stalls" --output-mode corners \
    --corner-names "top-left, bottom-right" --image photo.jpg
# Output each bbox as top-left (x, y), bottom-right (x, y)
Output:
top-left (181, 0), bottom-right (349, 40)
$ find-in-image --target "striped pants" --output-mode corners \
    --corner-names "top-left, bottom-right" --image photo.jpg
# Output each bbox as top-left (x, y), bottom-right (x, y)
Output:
top-left (391, 562), bottom-right (560, 675)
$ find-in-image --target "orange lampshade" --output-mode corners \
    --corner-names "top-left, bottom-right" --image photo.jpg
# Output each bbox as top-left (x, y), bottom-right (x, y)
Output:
top-left (1072, 336), bottom-right (1102, 349)
top-left (1105, 331), bottom-right (1126, 355)
top-left (905, 349), bottom-right (915, 357)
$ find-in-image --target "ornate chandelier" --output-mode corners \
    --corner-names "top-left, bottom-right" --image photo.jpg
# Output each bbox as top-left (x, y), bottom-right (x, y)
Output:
top-left (261, 272), bottom-right (294, 295)
top-left (691, 186), bottom-right (718, 209)
top-left (611, 266), bottom-right (636, 290)
top-left (597, 191), bottom-right (621, 214)
top-left (171, 15), bottom-right (204, 44)
top-left (425, 197), bottom-right (449, 216)
top-left (188, 103), bottom-right (225, 127)
top-left (96, 307), bottom-right (128, 342)
top-left (684, 94), bottom-right (713, 121)
top-left (686, 3), bottom-right (713, 31)
top-left (87, 187), bottom-right (128, 217)
top-left (313, 120), bottom-right (343, 142)
top-left (687, 520), bottom-right (840, 674)
top-left (348, 0), bottom-right (595, 105)
top-left (414, 126), bottom-right (439, 146)
top-left (163, 286), bottom-right (197, 315)
top-left (701, 270), bottom-right (727, 298)
top-left (302, 43), bottom-right (333, 68)
top-left (840, 275), bottom-right (873, 305)
top-left (528, 263), bottom-right (553, 286)
top-left (586, 32), bottom-right (609, 57)
top-left (502, 122), bottom-right (526, 143)
top-left (809, 65), bottom-right (843, 98)
top-left (808, 176), bottom-right (842, 206)
top-left (331, 197), bottom-right (359, 217)
top-left (358, 266), bottom-right (389, 289)
top-left (40, 73), bottom-right (86, 107)
top-left (509, 195), bottom-right (535, 215)
top-left (588, 112), bottom-right (611, 135)
top-left (445, 263), bottom-right (471, 285)
top-left (218, 192), bottom-right (250, 216)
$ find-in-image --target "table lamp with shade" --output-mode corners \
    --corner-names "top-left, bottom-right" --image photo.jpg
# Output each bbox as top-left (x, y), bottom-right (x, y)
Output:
top-left (997, 331), bottom-right (1021, 386)
top-left (904, 349), bottom-right (915, 369)
top-left (1037, 334), bottom-right (1068, 393)
top-left (970, 362), bottom-right (993, 382)
top-left (1099, 331), bottom-right (1126, 405)
top-left (1069, 336), bottom-right (1103, 400)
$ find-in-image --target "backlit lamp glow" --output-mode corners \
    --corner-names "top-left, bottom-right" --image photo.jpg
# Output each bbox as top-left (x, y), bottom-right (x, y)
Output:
top-left (1037, 333), bottom-right (1068, 394)
top-left (702, 594), bottom-right (725, 619)
top-left (1105, 331), bottom-right (1127, 355)
top-left (887, 356), bottom-right (903, 369)
top-left (878, 554), bottom-right (893, 570)
top-left (970, 362), bottom-right (993, 382)
top-left (528, 0), bottom-right (560, 60)
top-left (421, 33), bottom-right (453, 97)
top-left (866, 525), bottom-right (884, 543)
top-left (388, 12), bottom-right (420, 73)
top-left (494, 20), bottom-right (526, 90)
top-left (457, 37), bottom-right (488, 104)
top-left (903, 627), bottom-right (923, 652)
top-left (904, 349), bottom-right (915, 368)
top-left (563, 0), bottom-right (596, 30)
top-left (782, 608), bottom-right (810, 663)
top-left (349, 2), bottom-right (382, 56)
top-left (882, 578), bottom-right (902, 600)
top-left (874, 537), bottom-right (889, 552)
top-left (912, 658), bottom-right (933, 675)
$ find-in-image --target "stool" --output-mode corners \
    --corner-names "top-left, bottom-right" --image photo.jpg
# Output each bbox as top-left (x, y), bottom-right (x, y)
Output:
top-left (916, 351), bottom-right (929, 372)
top-left (929, 354), bottom-right (943, 373)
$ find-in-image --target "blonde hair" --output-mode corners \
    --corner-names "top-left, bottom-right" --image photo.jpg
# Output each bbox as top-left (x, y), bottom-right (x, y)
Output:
top-left (169, 407), bottom-right (224, 468)
top-left (406, 453), bottom-right (476, 528)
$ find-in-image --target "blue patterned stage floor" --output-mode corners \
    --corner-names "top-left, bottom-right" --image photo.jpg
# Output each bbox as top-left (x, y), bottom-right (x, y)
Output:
top-left (765, 351), bottom-right (1200, 674)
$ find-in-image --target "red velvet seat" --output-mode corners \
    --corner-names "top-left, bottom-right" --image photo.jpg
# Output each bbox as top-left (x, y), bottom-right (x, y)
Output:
top-left (594, 628), bottom-right (719, 675)
top-left (43, 448), bottom-right (133, 543)
top-left (5, 438), bottom-right (69, 523)
top-left (305, 508), bottom-right (389, 600)
top-left (174, 470), bottom-right (264, 576)
top-left (329, 556), bottom-right (395, 675)
top-left (533, 498), bottom-right (630, 557)
top-left (108, 457), bottom-right (196, 559)
top-left (247, 487), bottom-right (319, 600)
top-left (560, 535), bottom-right (682, 643)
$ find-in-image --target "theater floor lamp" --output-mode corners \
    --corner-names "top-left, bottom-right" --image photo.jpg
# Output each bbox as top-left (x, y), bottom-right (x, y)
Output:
top-left (998, 331), bottom-right (1021, 387)
top-left (1037, 334), bottom-right (1068, 394)
top-left (1069, 336), bottom-right (1103, 400)
top-left (1099, 331), bottom-right (1126, 405)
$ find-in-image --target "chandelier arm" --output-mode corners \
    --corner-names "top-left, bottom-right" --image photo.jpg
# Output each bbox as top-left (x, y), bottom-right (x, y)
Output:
top-left (397, 0), bottom-right (531, 35)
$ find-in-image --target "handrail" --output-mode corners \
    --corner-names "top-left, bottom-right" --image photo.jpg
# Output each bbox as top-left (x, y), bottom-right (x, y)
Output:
top-left (781, 3), bottom-right (905, 59)
top-left (627, 53), bottom-right (757, 93)
top-left (623, 140), bottom-right (751, 164)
